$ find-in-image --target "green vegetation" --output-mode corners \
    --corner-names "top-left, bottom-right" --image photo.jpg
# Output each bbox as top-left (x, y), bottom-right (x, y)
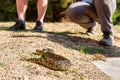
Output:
top-left (0, 0), bottom-right (120, 24)
top-left (0, 0), bottom-right (16, 21)
top-left (74, 46), bottom-right (120, 57)
top-left (0, 0), bottom-right (73, 22)
top-left (0, 61), bottom-right (6, 67)
top-left (113, 0), bottom-right (120, 25)
top-left (75, 46), bottom-right (112, 54)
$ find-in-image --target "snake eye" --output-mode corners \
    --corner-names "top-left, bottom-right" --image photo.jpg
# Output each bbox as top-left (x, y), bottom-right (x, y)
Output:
top-left (36, 49), bottom-right (43, 54)
top-left (42, 48), bottom-right (54, 53)
top-left (42, 48), bottom-right (48, 53)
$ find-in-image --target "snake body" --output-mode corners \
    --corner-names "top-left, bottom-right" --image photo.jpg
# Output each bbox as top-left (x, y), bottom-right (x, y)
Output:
top-left (26, 48), bottom-right (71, 71)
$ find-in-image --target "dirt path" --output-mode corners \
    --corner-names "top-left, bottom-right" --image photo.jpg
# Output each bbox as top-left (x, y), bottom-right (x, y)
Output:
top-left (0, 22), bottom-right (120, 80)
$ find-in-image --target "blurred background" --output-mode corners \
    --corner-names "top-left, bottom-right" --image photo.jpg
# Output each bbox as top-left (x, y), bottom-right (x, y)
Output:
top-left (0, 0), bottom-right (119, 25)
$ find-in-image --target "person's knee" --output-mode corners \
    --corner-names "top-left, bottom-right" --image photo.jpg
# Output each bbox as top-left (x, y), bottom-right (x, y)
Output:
top-left (65, 2), bottom-right (90, 23)
top-left (65, 7), bottom-right (75, 21)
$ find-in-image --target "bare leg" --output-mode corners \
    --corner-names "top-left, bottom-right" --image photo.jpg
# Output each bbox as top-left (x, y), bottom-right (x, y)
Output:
top-left (16, 0), bottom-right (28, 20)
top-left (37, 0), bottom-right (48, 23)
top-left (9, 0), bottom-right (28, 30)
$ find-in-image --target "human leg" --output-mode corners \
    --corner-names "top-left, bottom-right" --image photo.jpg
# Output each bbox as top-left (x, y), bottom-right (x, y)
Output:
top-left (9, 0), bottom-right (28, 30)
top-left (65, 2), bottom-right (98, 35)
top-left (94, 0), bottom-right (116, 46)
top-left (37, 0), bottom-right (48, 23)
top-left (34, 0), bottom-right (48, 31)
top-left (16, 0), bottom-right (28, 20)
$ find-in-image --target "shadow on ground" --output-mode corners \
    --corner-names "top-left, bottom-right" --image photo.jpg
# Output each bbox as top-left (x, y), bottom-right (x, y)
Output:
top-left (9, 29), bottom-right (120, 57)
top-left (1, 25), bottom-right (119, 57)
top-left (45, 31), bottom-right (120, 57)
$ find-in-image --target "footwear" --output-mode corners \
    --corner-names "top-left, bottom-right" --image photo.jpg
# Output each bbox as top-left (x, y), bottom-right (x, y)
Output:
top-left (86, 22), bottom-right (98, 36)
top-left (34, 21), bottom-right (43, 31)
top-left (99, 34), bottom-right (114, 46)
top-left (86, 27), bottom-right (95, 36)
top-left (9, 20), bottom-right (25, 30)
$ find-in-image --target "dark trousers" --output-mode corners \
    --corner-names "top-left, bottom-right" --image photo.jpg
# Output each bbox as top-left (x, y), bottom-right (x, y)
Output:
top-left (65, 0), bottom-right (116, 35)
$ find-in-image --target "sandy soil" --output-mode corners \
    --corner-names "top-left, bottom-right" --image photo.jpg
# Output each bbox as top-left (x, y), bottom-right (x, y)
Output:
top-left (0, 22), bottom-right (120, 80)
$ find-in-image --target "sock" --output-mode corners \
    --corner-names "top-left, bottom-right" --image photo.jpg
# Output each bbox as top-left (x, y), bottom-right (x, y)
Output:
top-left (19, 19), bottom-right (25, 24)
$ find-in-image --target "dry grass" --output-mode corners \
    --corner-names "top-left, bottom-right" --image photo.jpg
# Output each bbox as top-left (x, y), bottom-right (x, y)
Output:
top-left (0, 22), bottom-right (120, 80)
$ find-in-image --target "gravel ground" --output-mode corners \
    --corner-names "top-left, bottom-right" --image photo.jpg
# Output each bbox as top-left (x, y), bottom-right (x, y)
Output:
top-left (0, 22), bottom-right (119, 80)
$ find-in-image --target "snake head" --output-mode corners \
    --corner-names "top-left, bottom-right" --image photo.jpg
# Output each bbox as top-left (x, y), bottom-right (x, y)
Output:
top-left (34, 49), bottom-right (43, 55)
top-left (42, 48), bottom-right (55, 54)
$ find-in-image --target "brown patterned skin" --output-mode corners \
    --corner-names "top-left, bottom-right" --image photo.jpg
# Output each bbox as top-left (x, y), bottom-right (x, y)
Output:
top-left (93, 53), bottom-right (106, 61)
top-left (26, 48), bottom-right (71, 71)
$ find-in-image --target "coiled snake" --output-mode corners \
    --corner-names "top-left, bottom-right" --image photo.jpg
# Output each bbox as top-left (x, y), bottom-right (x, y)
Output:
top-left (25, 48), bottom-right (71, 71)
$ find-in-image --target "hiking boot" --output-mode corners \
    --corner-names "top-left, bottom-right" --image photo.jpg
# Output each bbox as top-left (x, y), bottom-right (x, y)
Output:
top-left (99, 34), bottom-right (114, 46)
top-left (86, 22), bottom-right (98, 36)
top-left (34, 21), bottom-right (43, 31)
top-left (9, 20), bottom-right (25, 30)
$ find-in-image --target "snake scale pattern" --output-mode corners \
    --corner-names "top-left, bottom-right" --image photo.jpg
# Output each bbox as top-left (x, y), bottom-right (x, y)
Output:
top-left (25, 48), bottom-right (71, 71)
